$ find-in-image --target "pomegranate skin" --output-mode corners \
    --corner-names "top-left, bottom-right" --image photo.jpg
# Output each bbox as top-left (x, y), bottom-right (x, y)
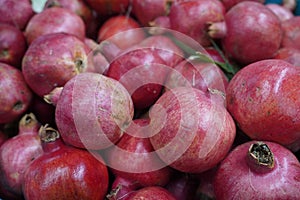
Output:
top-left (132, 0), bottom-right (171, 26)
top-left (273, 47), bottom-right (300, 67)
top-left (23, 127), bottom-right (109, 200)
top-left (226, 59), bottom-right (300, 151)
top-left (0, 113), bottom-right (43, 199)
top-left (22, 32), bottom-right (94, 97)
top-left (0, 0), bottom-right (34, 30)
top-left (169, 0), bottom-right (225, 47)
top-left (149, 87), bottom-right (236, 173)
top-left (137, 35), bottom-right (184, 68)
top-left (127, 186), bottom-right (176, 200)
top-left (0, 63), bottom-right (33, 124)
top-left (281, 16), bottom-right (300, 50)
top-left (213, 141), bottom-right (300, 199)
top-left (221, 1), bottom-right (282, 65)
top-left (24, 7), bottom-right (85, 44)
top-left (266, 3), bottom-right (294, 22)
top-left (0, 23), bottom-right (27, 68)
top-left (106, 119), bottom-right (173, 188)
top-left (221, 0), bottom-right (265, 11)
top-left (106, 48), bottom-right (168, 110)
top-left (97, 15), bottom-right (146, 50)
top-left (55, 72), bottom-right (134, 150)
top-left (164, 59), bottom-right (228, 106)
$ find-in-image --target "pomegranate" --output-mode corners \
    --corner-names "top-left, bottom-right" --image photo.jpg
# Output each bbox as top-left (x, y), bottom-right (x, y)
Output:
top-left (208, 1), bottom-right (282, 65)
top-left (266, 3), bottom-right (294, 21)
top-left (22, 32), bottom-right (94, 97)
top-left (164, 58), bottom-right (228, 106)
top-left (22, 125), bottom-right (109, 200)
top-left (273, 47), bottom-right (300, 67)
top-left (105, 119), bottom-right (173, 188)
top-left (85, 0), bottom-right (129, 16)
top-left (132, 0), bottom-right (172, 26)
top-left (44, 0), bottom-right (93, 26)
top-left (0, 113), bottom-right (43, 199)
top-left (84, 37), bottom-right (109, 74)
top-left (106, 47), bottom-right (168, 110)
top-left (213, 141), bottom-right (300, 199)
top-left (0, 0), bottom-right (34, 30)
top-left (24, 7), bottom-right (85, 44)
top-left (281, 16), bottom-right (300, 50)
top-left (97, 15), bottom-right (146, 50)
top-left (137, 35), bottom-right (184, 68)
top-left (226, 59), bottom-right (300, 151)
top-left (55, 72), bottom-right (134, 150)
top-left (221, 0), bottom-right (265, 11)
top-left (127, 186), bottom-right (176, 200)
top-left (149, 87), bottom-right (236, 173)
top-left (0, 63), bottom-right (32, 124)
top-left (169, 0), bottom-right (225, 47)
top-left (0, 23), bottom-right (27, 68)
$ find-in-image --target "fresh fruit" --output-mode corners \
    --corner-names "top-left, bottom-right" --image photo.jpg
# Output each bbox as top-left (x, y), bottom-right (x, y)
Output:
top-left (0, 113), bottom-right (43, 199)
top-left (149, 87), bottom-right (236, 173)
top-left (55, 72), bottom-right (134, 150)
top-left (0, 23), bottom-right (27, 68)
top-left (22, 125), bottom-right (109, 200)
top-left (0, 63), bottom-right (32, 124)
top-left (22, 32), bottom-right (94, 97)
top-left (226, 59), bottom-right (300, 151)
top-left (213, 141), bottom-right (300, 199)
top-left (24, 7), bottom-right (85, 44)
top-left (209, 1), bottom-right (283, 65)
top-left (0, 0), bottom-right (34, 30)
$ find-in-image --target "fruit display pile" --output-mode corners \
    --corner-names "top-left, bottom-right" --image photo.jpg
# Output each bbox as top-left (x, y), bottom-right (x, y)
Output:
top-left (1, 0), bottom-right (300, 199)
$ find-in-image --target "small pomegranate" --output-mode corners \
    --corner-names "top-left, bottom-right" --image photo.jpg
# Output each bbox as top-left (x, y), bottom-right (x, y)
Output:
top-left (0, 63), bottom-right (33, 124)
top-left (24, 7), bottom-right (85, 44)
top-left (0, 113), bottom-right (43, 199)
top-left (0, 0), bottom-right (34, 30)
top-left (0, 23), bottom-right (27, 68)
top-left (22, 125), bottom-right (109, 200)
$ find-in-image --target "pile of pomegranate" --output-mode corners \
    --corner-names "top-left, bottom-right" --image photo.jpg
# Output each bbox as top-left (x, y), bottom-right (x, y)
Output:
top-left (1, 0), bottom-right (300, 199)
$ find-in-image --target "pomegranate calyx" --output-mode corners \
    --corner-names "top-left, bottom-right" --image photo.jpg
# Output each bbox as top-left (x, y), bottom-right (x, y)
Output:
top-left (247, 141), bottom-right (275, 171)
top-left (74, 58), bottom-right (86, 74)
top-left (19, 113), bottom-right (37, 127)
top-left (39, 124), bottom-right (60, 143)
top-left (106, 185), bottom-right (122, 200)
